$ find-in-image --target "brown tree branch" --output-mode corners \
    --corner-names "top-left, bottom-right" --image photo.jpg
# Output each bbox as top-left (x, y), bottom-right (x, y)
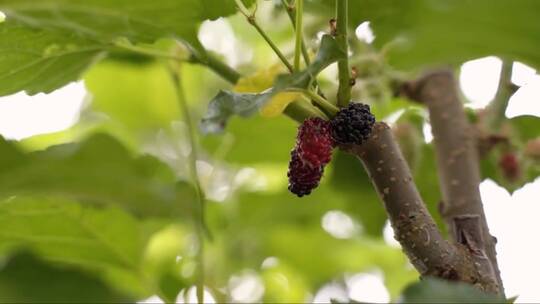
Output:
top-left (403, 70), bottom-right (503, 295)
top-left (345, 122), bottom-right (494, 289)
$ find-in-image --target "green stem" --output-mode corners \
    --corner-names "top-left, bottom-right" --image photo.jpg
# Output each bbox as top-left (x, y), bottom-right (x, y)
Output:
top-left (284, 100), bottom-right (328, 122)
top-left (487, 60), bottom-right (515, 130)
top-left (288, 88), bottom-right (339, 115)
top-left (190, 52), bottom-right (241, 84)
top-left (281, 0), bottom-right (311, 66)
top-left (168, 68), bottom-right (208, 304)
top-left (115, 37), bottom-right (241, 85)
top-left (294, 0), bottom-right (304, 71)
top-left (233, 0), bottom-right (251, 16)
top-left (249, 18), bottom-right (294, 73)
top-left (233, 0), bottom-right (292, 72)
top-left (336, 0), bottom-right (351, 107)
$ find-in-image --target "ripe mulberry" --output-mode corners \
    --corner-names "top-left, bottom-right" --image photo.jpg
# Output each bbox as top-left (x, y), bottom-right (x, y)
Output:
top-left (287, 149), bottom-right (324, 197)
top-left (296, 117), bottom-right (334, 168)
top-left (330, 102), bottom-right (375, 145)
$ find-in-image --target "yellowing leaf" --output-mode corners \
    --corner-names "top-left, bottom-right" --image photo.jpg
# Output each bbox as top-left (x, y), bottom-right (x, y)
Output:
top-left (260, 92), bottom-right (302, 118)
top-left (234, 65), bottom-right (299, 117)
top-left (233, 65), bottom-right (283, 93)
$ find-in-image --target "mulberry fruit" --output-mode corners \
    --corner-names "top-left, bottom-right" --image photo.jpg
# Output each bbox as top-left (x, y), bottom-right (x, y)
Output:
top-left (287, 118), bottom-right (334, 197)
top-left (296, 117), bottom-right (334, 168)
top-left (287, 149), bottom-right (324, 197)
top-left (499, 153), bottom-right (520, 181)
top-left (330, 102), bottom-right (375, 145)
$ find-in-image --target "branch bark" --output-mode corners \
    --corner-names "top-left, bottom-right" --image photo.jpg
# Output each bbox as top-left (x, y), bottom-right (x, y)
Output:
top-left (345, 122), bottom-right (497, 289)
top-left (404, 70), bottom-right (504, 295)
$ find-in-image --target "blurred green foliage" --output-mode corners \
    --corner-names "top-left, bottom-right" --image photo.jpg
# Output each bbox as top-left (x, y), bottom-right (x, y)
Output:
top-left (0, 0), bottom-right (538, 302)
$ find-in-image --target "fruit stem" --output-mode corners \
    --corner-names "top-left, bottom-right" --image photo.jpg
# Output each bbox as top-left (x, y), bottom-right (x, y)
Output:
top-left (285, 100), bottom-right (328, 122)
top-left (288, 88), bottom-right (339, 115)
top-left (335, 0), bottom-right (351, 107)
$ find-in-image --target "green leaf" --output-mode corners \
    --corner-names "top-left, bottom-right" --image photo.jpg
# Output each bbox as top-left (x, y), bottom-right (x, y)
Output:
top-left (0, 197), bottom-right (149, 297)
top-left (480, 115), bottom-right (540, 193)
top-left (401, 277), bottom-right (506, 303)
top-left (142, 224), bottom-right (188, 302)
top-left (508, 115), bottom-right (540, 142)
top-left (266, 227), bottom-right (416, 298)
top-left (201, 35), bottom-right (345, 133)
top-left (0, 252), bottom-right (132, 302)
top-left (0, 0), bottom-right (243, 47)
top-left (0, 0), bottom-right (250, 95)
top-left (0, 22), bottom-right (104, 96)
top-left (202, 114), bottom-right (297, 164)
top-left (369, 0), bottom-right (540, 69)
top-left (201, 90), bottom-right (274, 134)
top-left (84, 60), bottom-right (181, 132)
top-left (0, 197), bottom-right (190, 300)
top-left (262, 263), bottom-right (310, 303)
top-left (206, 187), bottom-right (417, 299)
top-left (311, 0), bottom-right (540, 69)
top-left (0, 134), bottom-right (194, 218)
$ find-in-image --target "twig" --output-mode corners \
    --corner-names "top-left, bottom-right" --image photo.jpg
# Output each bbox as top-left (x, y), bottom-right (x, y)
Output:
top-left (281, 0), bottom-right (311, 65)
top-left (404, 70), bottom-right (503, 295)
top-left (281, 0), bottom-right (328, 102)
top-left (248, 18), bottom-right (294, 72)
top-left (235, 0), bottom-right (293, 72)
top-left (190, 52), bottom-right (241, 84)
top-left (486, 60), bottom-right (517, 130)
top-left (293, 0), bottom-right (304, 71)
top-left (335, 0), bottom-right (351, 107)
top-left (168, 68), bottom-right (208, 304)
top-left (345, 123), bottom-right (481, 284)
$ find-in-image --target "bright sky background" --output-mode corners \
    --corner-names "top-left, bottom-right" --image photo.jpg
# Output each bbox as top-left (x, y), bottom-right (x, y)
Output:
top-left (0, 20), bottom-right (539, 304)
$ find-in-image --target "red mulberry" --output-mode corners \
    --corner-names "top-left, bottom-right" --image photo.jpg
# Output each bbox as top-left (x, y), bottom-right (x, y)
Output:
top-left (499, 153), bottom-right (520, 181)
top-left (296, 117), bottom-right (334, 168)
top-left (287, 118), bottom-right (334, 197)
top-left (287, 149), bottom-right (324, 197)
top-left (330, 102), bottom-right (375, 145)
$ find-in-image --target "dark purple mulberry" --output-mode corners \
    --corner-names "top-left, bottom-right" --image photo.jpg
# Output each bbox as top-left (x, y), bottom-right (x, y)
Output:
top-left (330, 102), bottom-right (376, 145)
top-left (287, 149), bottom-right (324, 197)
top-left (296, 117), bottom-right (334, 168)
